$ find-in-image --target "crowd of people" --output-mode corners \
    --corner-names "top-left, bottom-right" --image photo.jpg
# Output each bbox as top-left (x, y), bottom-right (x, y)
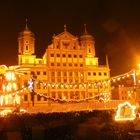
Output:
top-left (0, 110), bottom-right (139, 140)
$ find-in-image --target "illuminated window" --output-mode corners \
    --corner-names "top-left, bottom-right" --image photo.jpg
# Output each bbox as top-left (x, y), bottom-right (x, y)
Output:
top-left (25, 59), bottom-right (29, 63)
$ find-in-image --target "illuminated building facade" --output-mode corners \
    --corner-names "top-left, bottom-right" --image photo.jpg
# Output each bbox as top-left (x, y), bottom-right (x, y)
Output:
top-left (0, 23), bottom-right (111, 108)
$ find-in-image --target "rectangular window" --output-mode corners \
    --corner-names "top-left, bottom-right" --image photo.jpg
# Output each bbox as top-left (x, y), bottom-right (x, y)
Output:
top-left (57, 63), bottom-right (60, 66)
top-left (93, 72), bottom-right (96, 76)
top-left (80, 64), bottom-right (83, 67)
top-left (51, 78), bottom-right (55, 82)
top-left (37, 95), bottom-right (41, 101)
top-left (88, 72), bottom-right (91, 76)
top-left (43, 71), bottom-right (46, 75)
top-left (62, 54), bottom-right (66, 57)
top-left (69, 63), bottom-right (72, 67)
top-left (44, 94), bottom-right (47, 101)
top-left (50, 54), bottom-right (54, 57)
top-left (31, 71), bottom-right (35, 75)
top-left (57, 54), bottom-right (60, 57)
top-left (63, 72), bottom-right (67, 76)
top-left (99, 72), bottom-right (102, 76)
top-left (57, 72), bottom-right (61, 76)
top-left (24, 95), bottom-right (28, 101)
top-left (63, 63), bottom-right (66, 66)
top-left (37, 71), bottom-right (40, 75)
top-left (104, 72), bottom-right (107, 76)
top-left (64, 79), bottom-right (67, 82)
top-left (69, 72), bottom-right (72, 76)
top-left (74, 63), bottom-right (78, 67)
top-left (79, 55), bottom-right (83, 58)
top-left (68, 54), bottom-right (71, 57)
top-left (51, 72), bottom-right (55, 76)
top-left (51, 63), bottom-right (54, 66)
top-left (37, 83), bottom-right (41, 89)
top-left (74, 54), bottom-right (77, 58)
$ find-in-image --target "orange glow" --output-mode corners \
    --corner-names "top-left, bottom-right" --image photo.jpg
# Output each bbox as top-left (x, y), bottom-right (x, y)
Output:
top-left (0, 109), bottom-right (12, 116)
top-left (115, 102), bottom-right (136, 121)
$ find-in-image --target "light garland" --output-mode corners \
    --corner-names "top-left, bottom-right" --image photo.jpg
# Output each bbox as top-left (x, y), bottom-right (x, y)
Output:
top-left (37, 93), bottom-right (104, 103)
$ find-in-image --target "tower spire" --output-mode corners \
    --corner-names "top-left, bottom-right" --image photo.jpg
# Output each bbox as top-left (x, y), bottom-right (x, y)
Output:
top-left (106, 55), bottom-right (109, 68)
top-left (25, 18), bottom-right (29, 30)
top-left (84, 24), bottom-right (88, 34)
top-left (64, 24), bottom-right (67, 32)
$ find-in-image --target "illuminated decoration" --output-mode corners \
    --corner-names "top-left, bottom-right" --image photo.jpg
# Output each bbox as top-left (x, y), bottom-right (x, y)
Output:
top-left (0, 109), bottom-right (12, 116)
top-left (28, 78), bottom-right (34, 92)
top-left (115, 102), bottom-right (136, 121)
top-left (0, 109), bottom-right (27, 117)
top-left (36, 92), bottom-right (102, 102)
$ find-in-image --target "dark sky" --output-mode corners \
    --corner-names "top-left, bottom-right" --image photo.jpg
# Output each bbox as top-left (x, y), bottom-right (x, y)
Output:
top-left (0, 0), bottom-right (140, 76)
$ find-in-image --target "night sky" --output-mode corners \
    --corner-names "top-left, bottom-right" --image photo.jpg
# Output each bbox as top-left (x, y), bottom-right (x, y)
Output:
top-left (0, 0), bottom-right (140, 76)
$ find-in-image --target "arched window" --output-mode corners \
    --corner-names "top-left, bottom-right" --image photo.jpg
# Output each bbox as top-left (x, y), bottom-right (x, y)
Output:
top-left (26, 45), bottom-right (28, 50)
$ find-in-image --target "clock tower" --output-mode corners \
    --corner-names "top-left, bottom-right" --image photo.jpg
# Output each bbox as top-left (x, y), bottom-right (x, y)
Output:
top-left (18, 21), bottom-right (36, 65)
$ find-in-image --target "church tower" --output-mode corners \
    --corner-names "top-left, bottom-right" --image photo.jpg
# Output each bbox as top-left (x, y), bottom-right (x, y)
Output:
top-left (80, 24), bottom-right (95, 57)
top-left (18, 21), bottom-right (36, 65)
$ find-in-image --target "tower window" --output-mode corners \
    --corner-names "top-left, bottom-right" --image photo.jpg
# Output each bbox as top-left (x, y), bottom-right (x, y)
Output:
top-left (104, 72), bottom-right (107, 76)
top-left (89, 49), bottom-right (91, 53)
top-left (26, 45), bottom-right (29, 50)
